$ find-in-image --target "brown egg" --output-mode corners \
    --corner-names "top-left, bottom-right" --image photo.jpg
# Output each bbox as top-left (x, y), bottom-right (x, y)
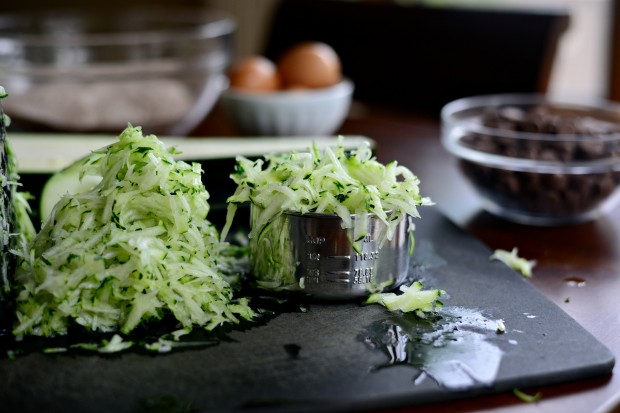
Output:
top-left (229, 55), bottom-right (281, 92)
top-left (277, 42), bottom-right (342, 89)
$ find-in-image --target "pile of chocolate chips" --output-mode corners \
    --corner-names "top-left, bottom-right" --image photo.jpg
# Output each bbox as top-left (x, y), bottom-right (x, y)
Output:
top-left (459, 105), bottom-right (620, 220)
top-left (464, 105), bottom-right (620, 162)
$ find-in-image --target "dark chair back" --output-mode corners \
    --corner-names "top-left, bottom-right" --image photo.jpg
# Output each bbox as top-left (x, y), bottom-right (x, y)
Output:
top-left (264, 0), bottom-right (570, 113)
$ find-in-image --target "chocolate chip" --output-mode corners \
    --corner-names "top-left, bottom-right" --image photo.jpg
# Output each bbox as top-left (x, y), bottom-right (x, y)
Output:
top-left (459, 104), bottom-right (620, 221)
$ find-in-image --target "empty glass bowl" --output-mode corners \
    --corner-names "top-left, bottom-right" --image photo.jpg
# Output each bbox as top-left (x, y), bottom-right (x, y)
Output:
top-left (0, 7), bottom-right (234, 135)
top-left (441, 94), bottom-right (620, 226)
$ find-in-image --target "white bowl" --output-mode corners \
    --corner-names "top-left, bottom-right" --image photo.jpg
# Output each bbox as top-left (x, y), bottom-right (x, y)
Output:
top-left (220, 79), bottom-right (353, 136)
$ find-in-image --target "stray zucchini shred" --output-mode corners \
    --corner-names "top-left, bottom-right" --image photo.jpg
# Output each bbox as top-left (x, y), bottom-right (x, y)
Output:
top-left (364, 281), bottom-right (444, 316)
top-left (513, 388), bottom-right (542, 403)
top-left (490, 248), bottom-right (536, 278)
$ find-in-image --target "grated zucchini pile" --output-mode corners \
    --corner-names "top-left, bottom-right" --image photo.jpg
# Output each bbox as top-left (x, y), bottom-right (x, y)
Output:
top-left (223, 139), bottom-right (433, 244)
top-left (12, 126), bottom-right (253, 338)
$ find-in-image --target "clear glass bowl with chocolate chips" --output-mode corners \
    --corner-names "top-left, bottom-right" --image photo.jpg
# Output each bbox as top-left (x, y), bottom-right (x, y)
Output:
top-left (441, 94), bottom-right (620, 226)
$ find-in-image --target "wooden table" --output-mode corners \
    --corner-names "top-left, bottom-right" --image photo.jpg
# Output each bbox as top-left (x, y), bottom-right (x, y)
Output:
top-left (193, 102), bottom-right (620, 413)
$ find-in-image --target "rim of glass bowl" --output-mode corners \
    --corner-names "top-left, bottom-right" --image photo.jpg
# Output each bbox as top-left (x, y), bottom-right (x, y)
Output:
top-left (0, 7), bottom-right (235, 48)
top-left (441, 93), bottom-right (620, 174)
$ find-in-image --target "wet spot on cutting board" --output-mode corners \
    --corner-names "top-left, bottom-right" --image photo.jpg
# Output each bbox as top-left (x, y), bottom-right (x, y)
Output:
top-left (361, 306), bottom-right (506, 391)
top-left (284, 343), bottom-right (302, 359)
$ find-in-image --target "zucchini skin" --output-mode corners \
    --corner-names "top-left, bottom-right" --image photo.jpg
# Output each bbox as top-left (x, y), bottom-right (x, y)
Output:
top-left (0, 103), bottom-right (16, 334)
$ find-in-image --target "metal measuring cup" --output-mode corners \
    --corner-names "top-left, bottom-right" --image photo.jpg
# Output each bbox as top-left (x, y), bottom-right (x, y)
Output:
top-left (250, 209), bottom-right (411, 300)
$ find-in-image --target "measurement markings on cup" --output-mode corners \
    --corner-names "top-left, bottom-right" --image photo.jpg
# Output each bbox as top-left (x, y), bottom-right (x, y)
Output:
top-left (326, 255), bottom-right (352, 284)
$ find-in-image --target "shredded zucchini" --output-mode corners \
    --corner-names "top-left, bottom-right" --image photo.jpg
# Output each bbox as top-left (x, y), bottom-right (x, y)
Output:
top-left (364, 281), bottom-right (444, 317)
top-left (496, 320), bottom-right (506, 334)
top-left (12, 126), bottom-right (254, 338)
top-left (97, 334), bottom-right (133, 353)
top-left (222, 138), bottom-right (433, 289)
top-left (490, 248), bottom-right (536, 278)
top-left (513, 388), bottom-right (542, 403)
top-left (0, 88), bottom-right (35, 325)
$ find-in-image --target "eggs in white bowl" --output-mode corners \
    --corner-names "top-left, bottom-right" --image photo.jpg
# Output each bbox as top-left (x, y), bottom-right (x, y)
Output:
top-left (221, 41), bottom-right (352, 136)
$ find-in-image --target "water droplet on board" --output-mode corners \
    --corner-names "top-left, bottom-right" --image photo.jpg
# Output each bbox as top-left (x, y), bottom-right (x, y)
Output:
top-left (564, 277), bottom-right (586, 287)
top-left (361, 307), bottom-right (505, 391)
top-left (284, 343), bottom-right (301, 359)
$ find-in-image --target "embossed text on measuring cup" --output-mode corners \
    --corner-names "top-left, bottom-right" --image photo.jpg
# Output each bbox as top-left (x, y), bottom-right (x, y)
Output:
top-left (351, 234), bottom-right (379, 285)
top-left (304, 235), bottom-right (325, 285)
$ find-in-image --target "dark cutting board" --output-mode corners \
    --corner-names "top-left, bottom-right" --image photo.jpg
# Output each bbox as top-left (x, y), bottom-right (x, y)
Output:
top-left (0, 208), bottom-right (614, 413)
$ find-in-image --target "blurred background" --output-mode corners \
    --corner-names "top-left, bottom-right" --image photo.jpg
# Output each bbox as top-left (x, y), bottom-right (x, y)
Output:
top-left (2, 0), bottom-right (618, 101)
top-left (2, 0), bottom-right (620, 135)
top-left (209, 0), bottom-right (616, 102)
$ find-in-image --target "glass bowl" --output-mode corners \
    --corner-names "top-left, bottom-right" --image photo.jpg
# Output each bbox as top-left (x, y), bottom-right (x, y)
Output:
top-left (441, 93), bottom-right (620, 226)
top-left (0, 7), bottom-right (234, 136)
